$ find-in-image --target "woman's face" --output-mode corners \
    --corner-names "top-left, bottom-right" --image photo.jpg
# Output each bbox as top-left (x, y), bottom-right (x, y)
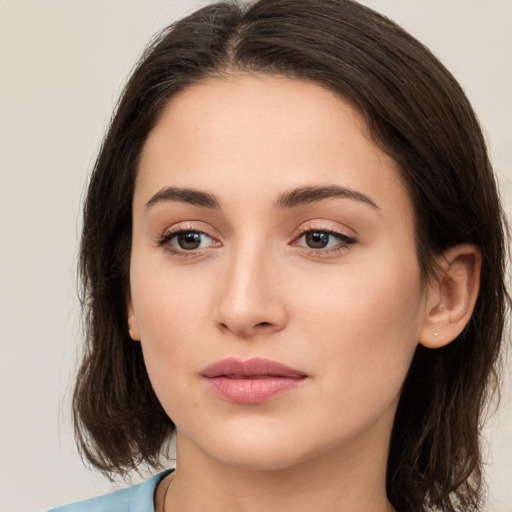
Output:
top-left (129, 75), bottom-right (432, 472)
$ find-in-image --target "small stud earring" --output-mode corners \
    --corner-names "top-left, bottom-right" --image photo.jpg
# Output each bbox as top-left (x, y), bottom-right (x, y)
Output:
top-left (433, 332), bottom-right (439, 337)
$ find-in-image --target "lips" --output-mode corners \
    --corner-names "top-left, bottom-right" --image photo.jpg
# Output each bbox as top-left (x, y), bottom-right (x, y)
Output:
top-left (200, 357), bottom-right (308, 404)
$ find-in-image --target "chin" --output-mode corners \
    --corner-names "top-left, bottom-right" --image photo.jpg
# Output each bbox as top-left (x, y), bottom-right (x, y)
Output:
top-left (188, 421), bottom-right (345, 473)
top-left (177, 420), bottom-right (311, 471)
top-left (208, 442), bottom-right (309, 472)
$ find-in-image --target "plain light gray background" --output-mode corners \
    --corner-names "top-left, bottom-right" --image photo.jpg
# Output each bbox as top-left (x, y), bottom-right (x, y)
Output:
top-left (1, 1), bottom-right (511, 511)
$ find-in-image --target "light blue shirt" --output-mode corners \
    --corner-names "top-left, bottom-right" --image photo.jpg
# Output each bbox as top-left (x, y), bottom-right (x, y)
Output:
top-left (47, 470), bottom-right (172, 512)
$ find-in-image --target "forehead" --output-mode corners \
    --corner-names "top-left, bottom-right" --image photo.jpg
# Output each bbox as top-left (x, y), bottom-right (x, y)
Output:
top-left (136, 73), bottom-right (413, 224)
top-left (142, 74), bottom-right (372, 169)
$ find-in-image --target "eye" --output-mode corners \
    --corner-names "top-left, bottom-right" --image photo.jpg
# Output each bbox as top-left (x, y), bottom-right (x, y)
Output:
top-left (159, 229), bottom-right (219, 253)
top-left (293, 229), bottom-right (356, 253)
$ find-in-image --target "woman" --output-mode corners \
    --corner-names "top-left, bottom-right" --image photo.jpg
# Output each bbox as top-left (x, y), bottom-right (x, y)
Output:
top-left (49, 0), bottom-right (509, 511)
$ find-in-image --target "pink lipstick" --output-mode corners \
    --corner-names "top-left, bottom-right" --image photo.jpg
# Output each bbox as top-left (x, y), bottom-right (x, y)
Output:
top-left (200, 357), bottom-right (307, 404)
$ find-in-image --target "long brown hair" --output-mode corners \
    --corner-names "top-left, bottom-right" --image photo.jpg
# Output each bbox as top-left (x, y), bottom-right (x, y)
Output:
top-left (74, 1), bottom-right (509, 511)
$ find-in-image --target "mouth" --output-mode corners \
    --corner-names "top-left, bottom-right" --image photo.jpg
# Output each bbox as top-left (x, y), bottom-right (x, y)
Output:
top-left (200, 357), bottom-right (308, 404)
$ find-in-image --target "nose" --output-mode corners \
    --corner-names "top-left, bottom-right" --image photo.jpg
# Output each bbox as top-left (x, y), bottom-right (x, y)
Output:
top-left (215, 245), bottom-right (288, 338)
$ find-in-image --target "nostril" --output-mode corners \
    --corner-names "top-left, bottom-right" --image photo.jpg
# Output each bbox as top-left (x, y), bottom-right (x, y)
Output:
top-left (256, 322), bottom-right (271, 327)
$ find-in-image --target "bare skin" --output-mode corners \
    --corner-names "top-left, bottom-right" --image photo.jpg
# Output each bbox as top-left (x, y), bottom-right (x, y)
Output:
top-left (128, 74), bottom-right (480, 512)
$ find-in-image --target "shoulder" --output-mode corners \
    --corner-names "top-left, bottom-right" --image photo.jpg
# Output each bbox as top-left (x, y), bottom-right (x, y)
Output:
top-left (47, 470), bottom-right (173, 512)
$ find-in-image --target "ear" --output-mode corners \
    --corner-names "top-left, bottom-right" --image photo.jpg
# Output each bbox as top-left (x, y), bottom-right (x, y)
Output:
top-left (419, 244), bottom-right (481, 349)
top-left (127, 297), bottom-right (141, 341)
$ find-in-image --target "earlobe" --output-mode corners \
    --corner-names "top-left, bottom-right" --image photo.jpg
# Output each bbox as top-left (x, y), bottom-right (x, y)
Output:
top-left (419, 244), bottom-right (481, 349)
top-left (127, 299), bottom-right (141, 341)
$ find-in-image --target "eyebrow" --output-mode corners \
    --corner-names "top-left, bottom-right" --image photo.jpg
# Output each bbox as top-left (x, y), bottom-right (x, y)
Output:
top-left (144, 184), bottom-right (378, 211)
top-left (145, 186), bottom-right (220, 209)
top-left (275, 185), bottom-right (379, 210)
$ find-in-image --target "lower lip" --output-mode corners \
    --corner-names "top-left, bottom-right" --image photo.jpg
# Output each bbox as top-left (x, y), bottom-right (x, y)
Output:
top-left (205, 376), bottom-right (305, 404)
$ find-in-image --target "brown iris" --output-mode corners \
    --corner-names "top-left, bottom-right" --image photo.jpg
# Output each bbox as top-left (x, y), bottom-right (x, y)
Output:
top-left (305, 231), bottom-right (330, 249)
top-left (177, 232), bottom-right (202, 250)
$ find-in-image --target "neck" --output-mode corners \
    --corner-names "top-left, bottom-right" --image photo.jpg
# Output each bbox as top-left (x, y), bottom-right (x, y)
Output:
top-left (164, 427), bottom-right (395, 512)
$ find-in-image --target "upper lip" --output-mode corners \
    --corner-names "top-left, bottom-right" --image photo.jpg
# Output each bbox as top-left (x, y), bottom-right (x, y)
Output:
top-left (200, 357), bottom-right (308, 379)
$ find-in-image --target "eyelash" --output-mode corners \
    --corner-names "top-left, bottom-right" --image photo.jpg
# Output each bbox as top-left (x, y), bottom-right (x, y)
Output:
top-left (293, 224), bottom-right (357, 256)
top-left (157, 224), bottom-right (357, 258)
top-left (157, 224), bottom-right (218, 258)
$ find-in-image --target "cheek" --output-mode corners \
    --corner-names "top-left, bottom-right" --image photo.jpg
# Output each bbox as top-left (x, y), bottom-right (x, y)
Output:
top-left (130, 261), bottom-right (219, 397)
top-left (131, 253), bottom-right (212, 335)
top-left (297, 257), bottom-right (423, 332)
top-left (293, 253), bottom-right (423, 400)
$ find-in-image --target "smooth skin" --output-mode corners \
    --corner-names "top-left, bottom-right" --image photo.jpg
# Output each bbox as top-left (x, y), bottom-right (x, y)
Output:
top-left (128, 74), bottom-right (481, 512)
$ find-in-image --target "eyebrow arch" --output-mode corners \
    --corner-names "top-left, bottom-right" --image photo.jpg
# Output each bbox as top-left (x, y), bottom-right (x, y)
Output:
top-left (145, 186), bottom-right (220, 209)
top-left (144, 184), bottom-right (378, 211)
top-left (275, 185), bottom-right (379, 210)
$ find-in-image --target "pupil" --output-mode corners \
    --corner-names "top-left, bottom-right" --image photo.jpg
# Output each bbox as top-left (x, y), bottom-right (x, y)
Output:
top-left (306, 231), bottom-right (329, 248)
top-left (178, 232), bottom-right (201, 250)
